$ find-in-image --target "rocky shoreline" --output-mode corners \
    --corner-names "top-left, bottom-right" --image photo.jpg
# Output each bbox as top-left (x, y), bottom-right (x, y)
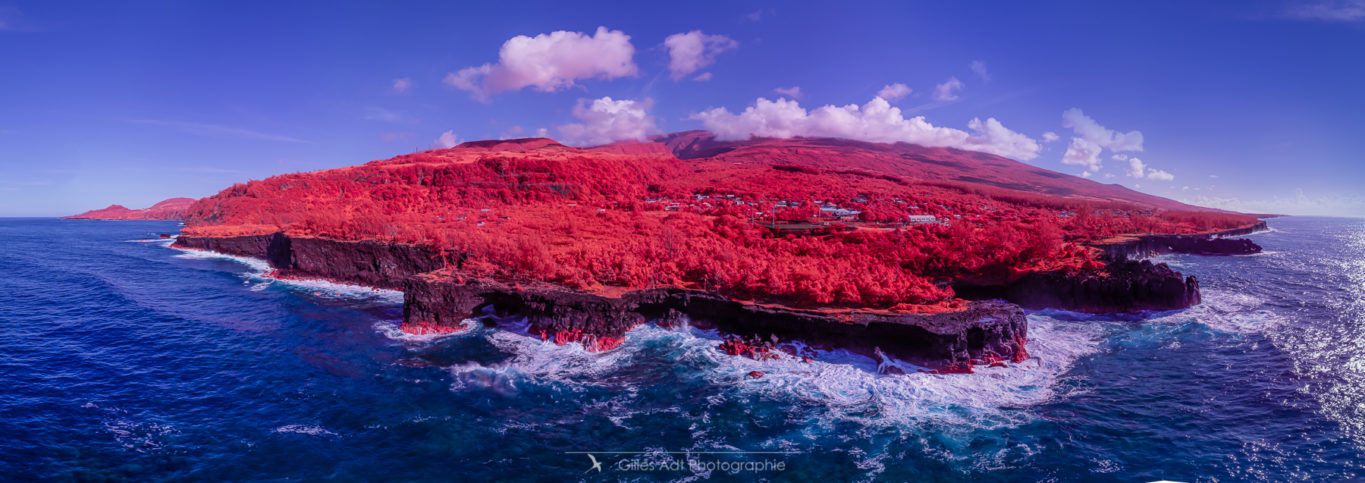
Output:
top-left (174, 233), bottom-right (1029, 369)
top-left (171, 226), bottom-right (1261, 370)
top-left (1099, 220), bottom-right (1268, 261)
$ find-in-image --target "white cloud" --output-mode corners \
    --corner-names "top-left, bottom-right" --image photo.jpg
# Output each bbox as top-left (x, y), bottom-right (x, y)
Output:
top-left (1112, 153), bottom-right (1129, 161)
top-left (1124, 156), bottom-right (1175, 181)
top-left (535, 127), bottom-right (549, 138)
top-left (1062, 108), bottom-right (1143, 152)
top-left (434, 130), bottom-right (460, 149)
top-left (664, 30), bottom-right (738, 80)
top-left (933, 77), bottom-right (964, 101)
top-left (443, 27), bottom-right (637, 99)
top-left (1059, 108), bottom-right (1144, 173)
top-left (773, 86), bottom-right (803, 99)
top-left (969, 60), bottom-right (991, 82)
top-left (557, 97), bottom-right (657, 146)
top-left (1125, 157), bottom-right (1146, 178)
top-left (1041, 131), bottom-right (1059, 143)
top-left (962, 117), bottom-right (1041, 161)
top-left (690, 96), bottom-right (1041, 160)
top-left (1061, 138), bottom-right (1103, 173)
top-left (1145, 169), bottom-right (1174, 181)
top-left (876, 83), bottom-right (912, 102)
top-left (693, 72), bottom-right (713, 82)
top-left (1286, 0), bottom-right (1365, 21)
top-left (392, 78), bottom-right (412, 94)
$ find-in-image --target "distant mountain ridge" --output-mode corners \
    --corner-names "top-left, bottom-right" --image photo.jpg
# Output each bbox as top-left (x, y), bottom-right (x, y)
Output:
top-left (649, 131), bottom-right (1214, 212)
top-left (66, 197), bottom-right (196, 220)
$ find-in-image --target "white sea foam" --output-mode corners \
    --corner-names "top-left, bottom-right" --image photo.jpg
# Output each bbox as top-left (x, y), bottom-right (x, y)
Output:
top-left (374, 319), bottom-right (479, 343)
top-left (170, 247), bottom-right (271, 272)
top-left (445, 317), bottom-right (641, 393)
top-left (678, 318), bottom-right (1103, 433)
top-left (436, 315), bottom-right (1105, 443)
top-left (1148, 289), bottom-right (1283, 334)
top-left (168, 246), bottom-right (402, 304)
top-left (274, 424), bottom-right (339, 437)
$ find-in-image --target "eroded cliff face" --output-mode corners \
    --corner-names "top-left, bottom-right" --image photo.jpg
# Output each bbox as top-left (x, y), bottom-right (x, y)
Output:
top-left (174, 234), bottom-right (441, 290)
top-left (1007, 260), bottom-right (1199, 313)
top-left (404, 276), bottom-right (1028, 367)
top-left (1099, 221), bottom-right (1268, 261)
top-left (954, 259), bottom-right (1201, 313)
top-left (173, 233), bottom-right (1028, 369)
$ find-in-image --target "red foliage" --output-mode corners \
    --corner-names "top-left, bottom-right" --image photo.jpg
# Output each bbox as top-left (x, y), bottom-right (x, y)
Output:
top-left (400, 320), bottom-right (469, 336)
top-left (180, 137), bottom-right (1258, 310)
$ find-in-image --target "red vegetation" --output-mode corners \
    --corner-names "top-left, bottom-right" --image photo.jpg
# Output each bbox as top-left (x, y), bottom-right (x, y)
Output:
top-left (400, 320), bottom-right (469, 336)
top-left (67, 197), bottom-right (196, 220)
top-left (538, 328), bottom-right (625, 352)
top-left (180, 133), bottom-right (1259, 310)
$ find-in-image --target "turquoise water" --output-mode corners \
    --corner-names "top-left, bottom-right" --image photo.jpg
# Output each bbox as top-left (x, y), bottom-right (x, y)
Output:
top-left (1, 217), bottom-right (1362, 481)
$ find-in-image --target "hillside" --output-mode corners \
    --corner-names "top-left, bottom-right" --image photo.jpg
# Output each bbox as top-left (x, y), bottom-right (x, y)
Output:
top-left (66, 197), bottom-right (196, 220)
top-left (179, 133), bottom-right (1256, 311)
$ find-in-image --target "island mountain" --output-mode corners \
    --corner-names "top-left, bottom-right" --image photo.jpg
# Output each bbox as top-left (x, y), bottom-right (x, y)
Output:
top-left (170, 132), bottom-right (1263, 371)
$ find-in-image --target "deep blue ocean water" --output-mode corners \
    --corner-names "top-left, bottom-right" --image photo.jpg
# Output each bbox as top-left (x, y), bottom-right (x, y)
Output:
top-left (1, 216), bottom-right (1363, 481)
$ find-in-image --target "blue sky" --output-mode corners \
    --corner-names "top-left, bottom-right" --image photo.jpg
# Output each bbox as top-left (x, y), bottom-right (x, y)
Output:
top-left (1, 1), bottom-right (1362, 217)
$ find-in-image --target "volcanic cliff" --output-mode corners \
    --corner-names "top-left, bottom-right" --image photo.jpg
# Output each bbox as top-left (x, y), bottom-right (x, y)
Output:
top-left (170, 133), bottom-right (1265, 371)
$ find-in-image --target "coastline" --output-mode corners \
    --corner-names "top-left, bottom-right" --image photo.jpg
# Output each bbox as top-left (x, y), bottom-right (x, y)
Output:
top-left (172, 232), bottom-right (1030, 370)
top-left (168, 224), bottom-right (1266, 371)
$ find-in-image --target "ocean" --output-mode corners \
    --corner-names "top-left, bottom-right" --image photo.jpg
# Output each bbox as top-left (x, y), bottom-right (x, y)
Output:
top-left (1, 216), bottom-right (1362, 481)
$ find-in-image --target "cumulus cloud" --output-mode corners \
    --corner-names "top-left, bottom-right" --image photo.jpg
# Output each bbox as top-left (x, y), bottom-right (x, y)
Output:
top-left (773, 86), bottom-right (803, 99)
top-left (876, 83), bottom-right (912, 102)
top-left (443, 27), bottom-right (637, 99)
top-left (1146, 169), bottom-right (1174, 181)
top-left (1061, 138), bottom-right (1103, 174)
top-left (969, 60), bottom-right (991, 82)
top-left (392, 78), bottom-right (412, 94)
top-left (1041, 131), bottom-right (1059, 143)
top-left (933, 77), bottom-right (964, 101)
top-left (1124, 156), bottom-right (1175, 182)
top-left (1059, 108), bottom-right (1144, 174)
top-left (664, 30), bottom-right (738, 80)
top-left (1125, 157), bottom-right (1146, 178)
top-left (690, 96), bottom-right (1041, 160)
top-left (1062, 108), bottom-right (1143, 151)
top-left (434, 130), bottom-right (460, 149)
top-left (557, 97), bottom-right (657, 146)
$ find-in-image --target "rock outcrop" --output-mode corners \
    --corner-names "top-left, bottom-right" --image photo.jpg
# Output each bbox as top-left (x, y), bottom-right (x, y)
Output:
top-left (955, 260), bottom-right (1200, 313)
top-left (175, 233), bottom-right (1028, 369)
top-left (1099, 221), bottom-right (1268, 261)
top-left (174, 234), bottom-right (440, 290)
top-left (406, 275), bottom-right (1028, 367)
